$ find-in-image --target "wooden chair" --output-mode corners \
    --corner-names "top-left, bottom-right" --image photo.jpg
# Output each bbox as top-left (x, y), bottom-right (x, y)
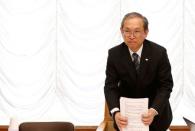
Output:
top-left (96, 103), bottom-right (115, 131)
top-left (19, 122), bottom-right (74, 131)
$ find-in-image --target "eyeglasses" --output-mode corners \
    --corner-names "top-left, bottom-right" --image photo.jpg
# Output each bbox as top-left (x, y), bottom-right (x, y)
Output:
top-left (122, 30), bottom-right (143, 37)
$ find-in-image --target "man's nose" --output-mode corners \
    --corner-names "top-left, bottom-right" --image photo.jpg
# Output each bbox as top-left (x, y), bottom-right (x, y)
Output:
top-left (128, 33), bottom-right (135, 39)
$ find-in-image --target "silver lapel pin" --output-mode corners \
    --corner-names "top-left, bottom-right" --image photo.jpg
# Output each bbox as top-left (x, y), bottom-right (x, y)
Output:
top-left (145, 58), bottom-right (149, 61)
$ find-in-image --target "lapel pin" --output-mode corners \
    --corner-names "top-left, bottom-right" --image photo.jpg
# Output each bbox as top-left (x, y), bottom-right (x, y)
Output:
top-left (145, 58), bottom-right (149, 61)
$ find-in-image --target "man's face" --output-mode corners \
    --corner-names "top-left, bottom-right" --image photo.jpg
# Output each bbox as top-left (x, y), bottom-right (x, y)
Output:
top-left (121, 17), bottom-right (148, 52)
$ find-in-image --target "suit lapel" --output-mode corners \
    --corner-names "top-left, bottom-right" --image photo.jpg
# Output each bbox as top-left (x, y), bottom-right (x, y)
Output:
top-left (139, 40), bottom-right (151, 80)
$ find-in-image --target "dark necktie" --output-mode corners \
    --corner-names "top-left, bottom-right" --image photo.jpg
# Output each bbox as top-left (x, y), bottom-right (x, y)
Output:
top-left (132, 53), bottom-right (140, 72)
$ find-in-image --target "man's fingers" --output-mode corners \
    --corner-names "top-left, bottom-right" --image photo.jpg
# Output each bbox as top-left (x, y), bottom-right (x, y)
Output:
top-left (115, 112), bottom-right (128, 128)
top-left (118, 118), bottom-right (128, 126)
top-left (141, 112), bottom-right (154, 125)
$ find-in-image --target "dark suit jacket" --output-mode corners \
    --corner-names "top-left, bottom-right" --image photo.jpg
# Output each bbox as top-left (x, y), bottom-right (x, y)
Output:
top-left (104, 39), bottom-right (173, 131)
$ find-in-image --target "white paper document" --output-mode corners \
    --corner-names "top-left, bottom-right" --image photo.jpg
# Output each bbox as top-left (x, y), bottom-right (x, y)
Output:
top-left (120, 97), bottom-right (149, 131)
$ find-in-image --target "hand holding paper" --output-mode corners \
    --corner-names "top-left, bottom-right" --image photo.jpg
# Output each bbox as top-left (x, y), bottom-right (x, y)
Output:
top-left (142, 108), bottom-right (157, 126)
top-left (114, 112), bottom-right (128, 130)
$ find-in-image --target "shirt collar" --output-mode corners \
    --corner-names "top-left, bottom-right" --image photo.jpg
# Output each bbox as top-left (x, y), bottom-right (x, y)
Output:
top-left (128, 44), bottom-right (143, 57)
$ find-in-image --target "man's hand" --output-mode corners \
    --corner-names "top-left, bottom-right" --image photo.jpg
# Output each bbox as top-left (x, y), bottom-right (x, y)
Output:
top-left (114, 112), bottom-right (128, 130)
top-left (142, 108), bottom-right (157, 125)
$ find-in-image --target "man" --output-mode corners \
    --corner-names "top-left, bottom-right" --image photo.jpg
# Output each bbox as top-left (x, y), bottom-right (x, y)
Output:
top-left (104, 12), bottom-right (173, 131)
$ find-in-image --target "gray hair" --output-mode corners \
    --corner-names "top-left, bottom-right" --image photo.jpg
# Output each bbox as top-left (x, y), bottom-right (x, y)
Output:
top-left (121, 12), bottom-right (149, 31)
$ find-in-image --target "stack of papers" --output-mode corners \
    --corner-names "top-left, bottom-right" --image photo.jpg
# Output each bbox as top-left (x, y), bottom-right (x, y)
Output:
top-left (120, 97), bottom-right (149, 131)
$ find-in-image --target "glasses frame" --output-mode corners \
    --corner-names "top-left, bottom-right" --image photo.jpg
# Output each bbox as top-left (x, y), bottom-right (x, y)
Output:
top-left (122, 29), bottom-right (144, 37)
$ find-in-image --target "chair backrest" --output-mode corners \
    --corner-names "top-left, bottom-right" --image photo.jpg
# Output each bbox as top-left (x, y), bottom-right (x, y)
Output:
top-left (19, 122), bottom-right (74, 131)
top-left (104, 102), bottom-right (112, 121)
top-left (104, 102), bottom-right (115, 131)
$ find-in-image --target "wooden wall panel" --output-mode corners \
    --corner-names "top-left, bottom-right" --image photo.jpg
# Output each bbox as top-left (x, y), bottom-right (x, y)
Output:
top-left (0, 126), bottom-right (7, 131)
top-left (169, 126), bottom-right (189, 131)
top-left (0, 125), bottom-right (190, 131)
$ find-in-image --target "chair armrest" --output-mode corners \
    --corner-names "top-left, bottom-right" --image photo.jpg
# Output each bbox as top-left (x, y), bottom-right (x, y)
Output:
top-left (96, 121), bottom-right (107, 131)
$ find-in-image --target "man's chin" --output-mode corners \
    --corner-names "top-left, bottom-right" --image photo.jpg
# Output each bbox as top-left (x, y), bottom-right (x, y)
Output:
top-left (126, 43), bottom-right (136, 48)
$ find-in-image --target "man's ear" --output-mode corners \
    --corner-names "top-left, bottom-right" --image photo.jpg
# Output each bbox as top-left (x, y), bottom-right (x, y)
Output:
top-left (144, 29), bottom-right (149, 37)
top-left (120, 28), bottom-right (124, 36)
top-left (120, 28), bottom-right (122, 33)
